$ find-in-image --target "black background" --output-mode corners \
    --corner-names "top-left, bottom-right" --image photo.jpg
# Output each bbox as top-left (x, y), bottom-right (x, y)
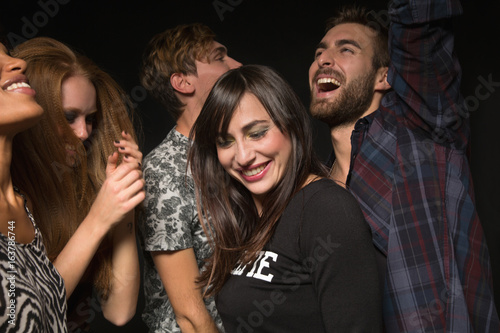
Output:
top-left (1, 0), bottom-right (499, 331)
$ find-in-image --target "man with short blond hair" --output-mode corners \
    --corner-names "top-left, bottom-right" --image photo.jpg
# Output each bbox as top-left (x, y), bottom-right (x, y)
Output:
top-left (139, 23), bottom-right (241, 332)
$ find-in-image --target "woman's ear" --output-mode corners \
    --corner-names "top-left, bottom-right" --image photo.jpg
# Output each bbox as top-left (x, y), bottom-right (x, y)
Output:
top-left (374, 66), bottom-right (391, 91)
top-left (170, 73), bottom-right (195, 94)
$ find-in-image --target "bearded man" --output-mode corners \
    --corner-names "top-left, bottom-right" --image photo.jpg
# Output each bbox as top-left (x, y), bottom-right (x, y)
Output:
top-left (309, 2), bottom-right (499, 332)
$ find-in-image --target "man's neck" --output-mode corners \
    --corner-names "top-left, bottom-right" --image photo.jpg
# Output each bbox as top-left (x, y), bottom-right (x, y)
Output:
top-left (175, 120), bottom-right (191, 137)
top-left (329, 124), bottom-right (354, 186)
top-left (175, 103), bottom-right (202, 137)
top-left (328, 91), bottom-right (385, 184)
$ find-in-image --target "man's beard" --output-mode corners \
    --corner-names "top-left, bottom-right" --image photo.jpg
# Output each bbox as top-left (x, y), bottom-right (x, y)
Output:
top-left (310, 69), bottom-right (376, 129)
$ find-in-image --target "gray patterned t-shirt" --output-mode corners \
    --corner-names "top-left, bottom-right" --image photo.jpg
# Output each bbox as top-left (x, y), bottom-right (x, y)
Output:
top-left (139, 128), bottom-right (223, 332)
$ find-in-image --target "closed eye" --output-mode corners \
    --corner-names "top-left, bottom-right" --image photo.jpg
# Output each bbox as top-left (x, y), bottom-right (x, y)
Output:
top-left (248, 128), bottom-right (268, 140)
top-left (214, 52), bottom-right (225, 62)
top-left (211, 46), bottom-right (228, 63)
top-left (216, 136), bottom-right (234, 148)
top-left (64, 111), bottom-right (76, 124)
top-left (86, 113), bottom-right (97, 124)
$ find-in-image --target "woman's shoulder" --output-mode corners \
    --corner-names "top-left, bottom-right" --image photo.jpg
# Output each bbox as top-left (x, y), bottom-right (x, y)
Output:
top-left (13, 187), bottom-right (34, 213)
top-left (291, 178), bottom-right (366, 228)
top-left (299, 178), bottom-right (354, 203)
top-left (282, 178), bottom-right (360, 221)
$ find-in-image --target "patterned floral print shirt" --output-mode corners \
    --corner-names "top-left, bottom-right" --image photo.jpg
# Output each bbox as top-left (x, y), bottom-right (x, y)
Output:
top-left (139, 128), bottom-right (224, 332)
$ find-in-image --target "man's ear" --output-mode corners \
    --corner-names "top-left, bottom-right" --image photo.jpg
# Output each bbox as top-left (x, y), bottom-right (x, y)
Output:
top-left (374, 66), bottom-right (391, 91)
top-left (170, 73), bottom-right (195, 94)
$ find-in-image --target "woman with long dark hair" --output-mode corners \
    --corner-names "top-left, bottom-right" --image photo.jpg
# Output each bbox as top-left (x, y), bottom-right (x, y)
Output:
top-left (189, 65), bottom-right (382, 332)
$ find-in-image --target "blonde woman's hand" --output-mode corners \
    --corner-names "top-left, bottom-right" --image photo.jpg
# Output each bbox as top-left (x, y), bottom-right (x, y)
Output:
top-left (113, 131), bottom-right (143, 168)
top-left (88, 151), bottom-right (145, 232)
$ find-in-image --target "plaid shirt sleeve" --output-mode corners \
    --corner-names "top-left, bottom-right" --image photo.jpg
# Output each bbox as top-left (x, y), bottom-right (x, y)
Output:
top-left (388, 0), bottom-right (468, 148)
top-left (346, 0), bottom-right (500, 332)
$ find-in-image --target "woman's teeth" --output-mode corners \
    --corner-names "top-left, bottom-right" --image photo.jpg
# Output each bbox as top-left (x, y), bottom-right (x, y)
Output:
top-left (242, 164), bottom-right (266, 176)
top-left (5, 82), bottom-right (32, 91)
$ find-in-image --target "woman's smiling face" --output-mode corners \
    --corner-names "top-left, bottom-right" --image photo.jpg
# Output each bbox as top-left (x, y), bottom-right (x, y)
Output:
top-left (216, 93), bottom-right (292, 210)
top-left (0, 43), bottom-right (43, 134)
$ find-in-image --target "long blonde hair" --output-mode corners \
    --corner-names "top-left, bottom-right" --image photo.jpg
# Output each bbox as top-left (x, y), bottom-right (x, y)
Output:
top-left (11, 37), bottom-right (137, 298)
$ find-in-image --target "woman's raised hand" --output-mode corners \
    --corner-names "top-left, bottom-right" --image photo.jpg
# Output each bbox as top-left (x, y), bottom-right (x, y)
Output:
top-left (87, 150), bottom-right (145, 231)
top-left (114, 131), bottom-right (143, 168)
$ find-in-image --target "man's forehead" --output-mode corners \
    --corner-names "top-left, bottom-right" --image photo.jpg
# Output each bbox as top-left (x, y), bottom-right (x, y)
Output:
top-left (322, 23), bottom-right (376, 48)
top-left (196, 41), bottom-right (227, 64)
top-left (208, 41), bottom-right (227, 54)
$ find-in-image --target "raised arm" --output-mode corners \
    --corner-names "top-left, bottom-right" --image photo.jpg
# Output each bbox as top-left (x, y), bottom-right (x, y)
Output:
top-left (388, 0), bottom-right (466, 146)
top-left (99, 210), bottom-right (140, 325)
top-left (99, 132), bottom-right (142, 325)
top-left (53, 151), bottom-right (145, 300)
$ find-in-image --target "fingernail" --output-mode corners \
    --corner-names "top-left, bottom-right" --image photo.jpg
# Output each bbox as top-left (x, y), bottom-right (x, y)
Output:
top-left (115, 140), bottom-right (120, 144)
top-left (138, 162), bottom-right (142, 167)
top-left (120, 147), bottom-right (125, 150)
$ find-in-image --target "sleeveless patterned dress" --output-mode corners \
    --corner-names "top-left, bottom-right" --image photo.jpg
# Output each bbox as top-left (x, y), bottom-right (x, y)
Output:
top-left (0, 189), bottom-right (67, 332)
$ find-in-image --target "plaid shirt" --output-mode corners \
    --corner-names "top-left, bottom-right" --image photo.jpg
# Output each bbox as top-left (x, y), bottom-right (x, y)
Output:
top-left (328, 0), bottom-right (500, 332)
